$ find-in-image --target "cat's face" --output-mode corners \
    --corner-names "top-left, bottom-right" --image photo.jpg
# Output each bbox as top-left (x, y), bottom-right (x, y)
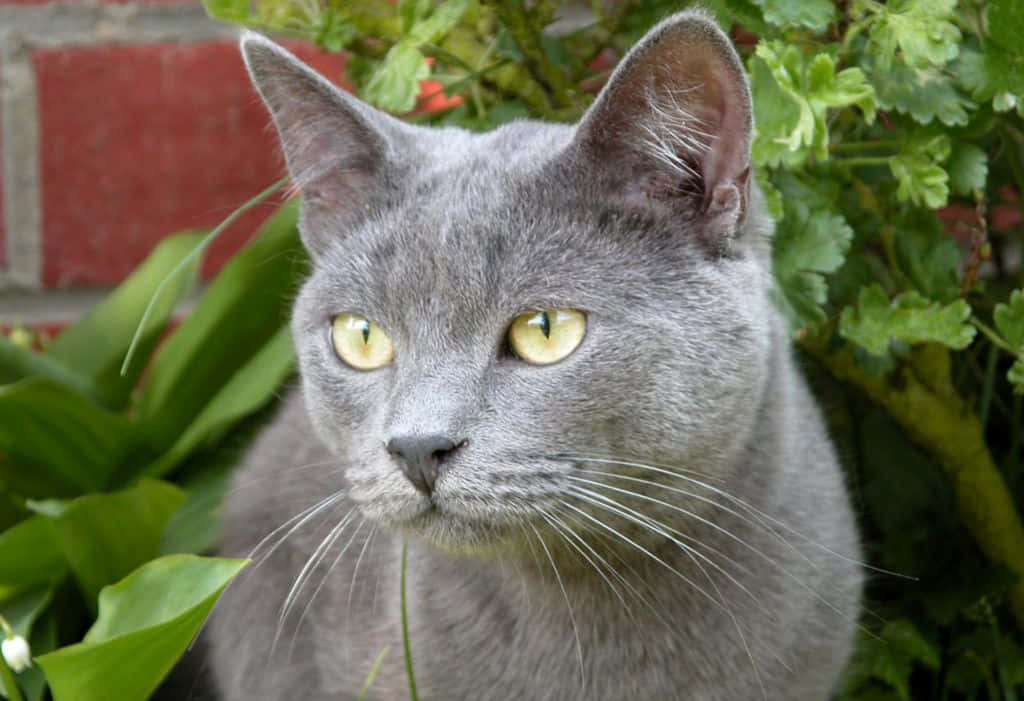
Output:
top-left (243, 11), bottom-right (775, 552)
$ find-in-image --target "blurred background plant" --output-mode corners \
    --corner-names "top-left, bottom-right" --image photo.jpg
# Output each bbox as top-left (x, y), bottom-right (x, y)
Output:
top-left (1, 0), bottom-right (1022, 698)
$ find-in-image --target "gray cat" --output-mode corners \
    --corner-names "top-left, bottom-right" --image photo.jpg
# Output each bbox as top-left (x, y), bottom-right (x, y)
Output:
top-left (208, 10), bottom-right (863, 700)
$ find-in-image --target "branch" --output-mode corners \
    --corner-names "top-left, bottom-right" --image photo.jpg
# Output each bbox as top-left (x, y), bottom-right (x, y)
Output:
top-left (803, 338), bottom-right (1024, 630)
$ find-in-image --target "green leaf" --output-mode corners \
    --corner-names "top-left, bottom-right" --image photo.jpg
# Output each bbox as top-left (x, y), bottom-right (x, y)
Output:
top-left (771, 173), bottom-right (853, 328)
top-left (0, 378), bottom-right (135, 498)
top-left (865, 0), bottom-right (960, 70)
top-left (987, 0), bottom-right (1024, 58)
top-left (143, 325), bottom-right (294, 479)
top-left (45, 480), bottom-right (184, 609)
top-left (840, 620), bottom-right (939, 700)
top-left (37, 555), bottom-right (247, 701)
top-left (752, 0), bottom-right (834, 30)
top-left (202, 0), bottom-right (251, 23)
top-left (839, 285), bottom-right (976, 356)
top-left (872, 58), bottom-right (973, 127)
top-left (993, 289), bottom-right (1024, 350)
top-left (136, 200), bottom-right (305, 452)
top-left (1008, 358), bottom-right (1024, 393)
top-left (750, 43), bottom-right (875, 165)
top-left (0, 517), bottom-right (65, 602)
top-left (44, 232), bottom-right (203, 409)
top-left (405, 0), bottom-right (469, 45)
top-left (890, 134), bottom-right (951, 209)
top-left (892, 209), bottom-right (961, 303)
top-left (0, 337), bottom-right (100, 405)
top-left (0, 587), bottom-right (53, 638)
top-left (364, 43), bottom-right (431, 112)
top-left (946, 143), bottom-right (988, 196)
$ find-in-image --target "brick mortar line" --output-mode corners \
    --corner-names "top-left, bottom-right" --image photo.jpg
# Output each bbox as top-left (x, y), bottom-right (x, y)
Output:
top-left (2, 32), bottom-right (43, 290)
top-left (0, 5), bottom-right (237, 48)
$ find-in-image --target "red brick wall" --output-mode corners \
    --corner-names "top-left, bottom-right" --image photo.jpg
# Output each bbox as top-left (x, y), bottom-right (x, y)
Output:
top-left (0, 0), bottom-right (455, 318)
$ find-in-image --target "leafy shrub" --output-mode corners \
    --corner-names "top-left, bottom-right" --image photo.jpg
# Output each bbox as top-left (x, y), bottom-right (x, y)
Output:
top-left (2, 0), bottom-right (1023, 699)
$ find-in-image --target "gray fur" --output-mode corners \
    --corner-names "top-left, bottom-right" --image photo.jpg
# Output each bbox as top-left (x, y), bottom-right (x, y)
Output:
top-left (209, 11), bottom-right (862, 700)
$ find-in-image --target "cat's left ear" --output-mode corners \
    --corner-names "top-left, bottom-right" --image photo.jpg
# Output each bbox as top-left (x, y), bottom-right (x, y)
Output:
top-left (570, 10), bottom-right (753, 245)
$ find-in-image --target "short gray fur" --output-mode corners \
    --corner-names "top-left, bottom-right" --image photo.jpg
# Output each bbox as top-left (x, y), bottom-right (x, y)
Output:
top-left (208, 11), bottom-right (863, 700)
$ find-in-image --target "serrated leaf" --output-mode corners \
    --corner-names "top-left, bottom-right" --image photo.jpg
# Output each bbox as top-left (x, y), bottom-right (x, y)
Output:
top-left (872, 57), bottom-right (973, 126)
top-left (839, 285), bottom-right (976, 356)
top-left (890, 134), bottom-right (951, 209)
top-left (893, 209), bottom-right (960, 303)
top-left (993, 289), bottom-right (1024, 350)
top-left (946, 143), bottom-right (987, 196)
top-left (406, 0), bottom-right (468, 45)
top-left (37, 555), bottom-right (247, 701)
top-left (866, 0), bottom-right (960, 70)
top-left (363, 43), bottom-right (431, 112)
top-left (1009, 358), bottom-right (1024, 394)
top-left (751, 43), bottom-right (876, 165)
top-left (752, 0), bottom-right (834, 31)
top-left (772, 175), bottom-right (853, 328)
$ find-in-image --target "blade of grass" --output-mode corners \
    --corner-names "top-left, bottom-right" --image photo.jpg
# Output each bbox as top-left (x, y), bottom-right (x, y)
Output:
top-left (357, 645), bottom-right (390, 701)
top-left (119, 177), bottom-right (290, 376)
top-left (401, 541), bottom-right (419, 701)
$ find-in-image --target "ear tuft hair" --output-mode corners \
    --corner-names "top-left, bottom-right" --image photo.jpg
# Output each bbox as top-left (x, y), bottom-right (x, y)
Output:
top-left (571, 10), bottom-right (753, 246)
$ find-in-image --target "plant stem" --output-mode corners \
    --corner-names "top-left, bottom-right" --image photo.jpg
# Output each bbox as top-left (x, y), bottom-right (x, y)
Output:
top-left (830, 139), bottom-right (900, 152)
top-left (0, 656), bottom-right (25, 701)
top-left (839, 155), bottom-right (891, 167)
top-left (401, 541), bottom-right (419, 701)
top-left (980, 342), bottom-right (999, 432)
top-left (803, 338), bottom-right (1024, 631)
top-left (120, 177), bottom-right (289, 375)
top-left (971, 317), bottom-right (1020, 355)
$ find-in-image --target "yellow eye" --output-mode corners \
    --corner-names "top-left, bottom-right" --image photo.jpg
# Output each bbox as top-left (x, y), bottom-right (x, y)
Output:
top-left (331, 314), bottom-right (394, 370)
top-left (507, 309), bottom-right (586, 365)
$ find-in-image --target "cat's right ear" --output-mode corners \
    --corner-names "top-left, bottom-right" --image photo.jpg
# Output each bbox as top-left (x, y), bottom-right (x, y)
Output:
top-left (240, 32), bottom-right (411, 255)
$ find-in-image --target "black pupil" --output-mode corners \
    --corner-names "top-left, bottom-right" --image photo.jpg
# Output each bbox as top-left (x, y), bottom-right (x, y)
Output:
top-left (361, 321), bottom-right (370, 344)
top-left (539, 311), bottom-right (551, 338)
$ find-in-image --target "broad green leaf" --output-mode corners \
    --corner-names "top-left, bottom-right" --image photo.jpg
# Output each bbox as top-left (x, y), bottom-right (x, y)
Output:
top-left (46, 480), bottom-right (184, 608)
top-left (143, 325), bottom-right (295, 479)
top-left (0, 378), bottom-right (135, 497)
top-left (750, 55), bottom-right (805, 168)
top-left (364, 43), bottom-right (431, 112)
top-left (136, 200), bottom-right (305, 451)
top-left (839, 285), bottom-right (976, 356)
top-left (45, 232), bottom-right (203, 409)
top-left (993, 289), bottom-right (1024, 350)
top-left (37, 555), bottom-right (247, 701)
top-left (752, 0), bottom-right (834, 31)
top-left (864, 0), bottom-right (960, 70)
top-left (0, 516), bottom-right (64, 603)
top-left (0, 587), bottom-right (53, 638)
top-left (0, 337), bottom-right (99, 405)
top-left (946, 143), bottom-right (988, 196)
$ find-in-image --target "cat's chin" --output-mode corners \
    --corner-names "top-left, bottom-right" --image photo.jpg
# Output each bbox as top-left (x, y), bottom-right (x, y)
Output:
top-left (389, 505), bottom-right (521, 554)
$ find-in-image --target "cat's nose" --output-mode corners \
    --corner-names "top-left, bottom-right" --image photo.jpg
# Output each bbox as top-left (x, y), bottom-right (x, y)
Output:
top-left (386, 434), bottom-right (464, 496)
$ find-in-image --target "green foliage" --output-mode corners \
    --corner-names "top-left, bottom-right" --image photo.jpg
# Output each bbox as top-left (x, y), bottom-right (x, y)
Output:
top-left (3, 0), bottom-right (1024, 699)
top-left (0, 191), bottom-right (304, 699)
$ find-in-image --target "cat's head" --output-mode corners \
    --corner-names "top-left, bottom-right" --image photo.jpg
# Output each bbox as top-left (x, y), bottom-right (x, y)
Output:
top-left (242, 11), bottom-right (776, 552)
